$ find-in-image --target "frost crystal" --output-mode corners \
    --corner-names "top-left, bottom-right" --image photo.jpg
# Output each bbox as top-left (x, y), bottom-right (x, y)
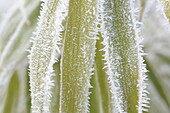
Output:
top-left (29, 0), bottom-right (69, 112)
top-left (98, 0), bottom-right (149, 112)
top-left (59, 0), bottom-right (97, 113)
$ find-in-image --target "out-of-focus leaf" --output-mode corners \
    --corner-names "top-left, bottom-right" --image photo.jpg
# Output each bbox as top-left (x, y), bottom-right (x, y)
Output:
top-left (156, 53), bottom-right (170, 64)
top-left (145, 58), bottom-right (170, 110)
top-left (3, 71), bottom-right (20, 113)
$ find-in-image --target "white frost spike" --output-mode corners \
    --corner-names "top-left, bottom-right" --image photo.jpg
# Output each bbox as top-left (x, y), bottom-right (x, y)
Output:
top-left (97, 0), bottom-right (125, 112)
top-left (98, 0), bottom-right (149, 112)
top-left (131, 1), bottom-right (150, 113)
top-left (59, 0), bottom-right (97, 112)
top-left (29, 0), bottom-right (69, 112)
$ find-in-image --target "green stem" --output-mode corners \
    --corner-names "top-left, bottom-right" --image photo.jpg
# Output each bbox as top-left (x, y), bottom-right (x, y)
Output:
top-left (59, 0), bottom-right (97, 112)
top-left (100, 0), bottom-right (148, 112)
top-left (29, 0), bottom-right (65, 112)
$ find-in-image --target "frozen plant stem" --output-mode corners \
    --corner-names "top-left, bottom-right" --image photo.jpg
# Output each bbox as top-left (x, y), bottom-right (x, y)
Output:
top-left (29, 0), bottom-right (149, 112)
top-left (29, 0), bottom-right (69, 112)
top-left (59, 0), bottom-right (97, 112)
top-left (99, 0), bottom-right (148, 112)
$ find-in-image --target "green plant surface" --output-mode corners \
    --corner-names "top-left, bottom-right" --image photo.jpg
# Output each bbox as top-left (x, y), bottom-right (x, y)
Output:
top-left (89, 62), bottom-right (103, 113)
top-left (160, 0), bottom-right (170, 22)
top-left (2, 0), bottom-right (170, 113)
top-left (145, 58), bottom-right (170, 110)
top-left (90, 33), bottom-right (113, 113)
top-left (29, 0), bottom-right (64, 112)
top-left (3, 72), bottom-right (19, 113)
top-left (59, 0), bottom-right (97, 112)
top-left (50, 61), bottom-right (61, 113)
top-left (98, 0), bottom-right (149, 112)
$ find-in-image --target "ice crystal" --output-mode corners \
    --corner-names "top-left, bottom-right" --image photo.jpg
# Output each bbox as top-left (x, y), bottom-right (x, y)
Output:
top-left (29, 0), bottom-right (69, 112)
top-left (98, 0), bottom-right (149, 112)
top-left (59, 0), bottom-right (97, 112)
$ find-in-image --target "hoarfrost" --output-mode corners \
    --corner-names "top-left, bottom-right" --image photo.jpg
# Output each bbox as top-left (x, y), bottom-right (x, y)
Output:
top-left (29, 0), bottom-right (69, 112)
top-left (98, 0), bottom-right (149, 112)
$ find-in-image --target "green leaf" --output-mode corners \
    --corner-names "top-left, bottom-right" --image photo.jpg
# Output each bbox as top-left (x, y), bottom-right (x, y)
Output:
top-left (59, 0), bottom-right (97, 112)
top-left (29, 0), bottom-right (68, 112)
top-left (3, 72), bottom-right (20, 113)
top-left (145, 56), bottom-right (170, 109)
top-left (99, 0), bottom-right (149, 112)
